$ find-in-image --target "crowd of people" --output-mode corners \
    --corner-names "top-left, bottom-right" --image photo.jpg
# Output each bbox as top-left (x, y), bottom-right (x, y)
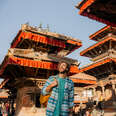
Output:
top-left (0, 102), bottom-right (15, 116)
top-left (72, 98), bottom-right (104, 116)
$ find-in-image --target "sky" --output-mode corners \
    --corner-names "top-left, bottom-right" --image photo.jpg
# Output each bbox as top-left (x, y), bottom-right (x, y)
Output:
top-left (0, 0), bottom-right (105, 83)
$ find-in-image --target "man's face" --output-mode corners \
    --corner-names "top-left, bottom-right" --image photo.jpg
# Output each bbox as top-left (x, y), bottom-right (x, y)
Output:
top-left (58, 62), bottom-right (68, 73)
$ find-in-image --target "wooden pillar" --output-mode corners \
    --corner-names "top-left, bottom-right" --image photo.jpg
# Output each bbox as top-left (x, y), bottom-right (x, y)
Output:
top-left (110, 80), bottom-right (116, 103)
top-left (79, 91), bottom-right (83, 107)
top-left (109, 75), bottom-right (116, 94)
top-left (112, 84), bottom-right (115, 90)
top-left (86, 89), bottom-right (87, 97)
top-left (99, 80), bottom-right (105, 100)
top-left (101, 86), bottom-right (105, 100)
top-left (111, 80), bottom-right (116, 94)
top-left (92, 87), bottom-right (96, 97)
top-left (101, 86), bottom-right (105, 95)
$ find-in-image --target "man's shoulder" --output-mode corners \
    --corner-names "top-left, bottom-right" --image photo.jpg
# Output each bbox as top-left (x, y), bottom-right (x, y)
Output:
top-left (66, 78), bottom-right (74, 84)
top-left (48, 75), bottom-right (57, 79)
top-left (50, 75), bottom-right (57, 78)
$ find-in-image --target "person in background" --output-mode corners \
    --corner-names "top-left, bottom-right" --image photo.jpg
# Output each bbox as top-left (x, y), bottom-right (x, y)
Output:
top-left (73, 104), bottom-right (79, 115)
top-left (1, 103), bottom-right (8, 116)
top-left (85, 109), bottom-right (91, 116)
top-left (98, 93), bottom-right (104, 116)
top-left (91, 103), bottom-right (98, 116)
top-left (41, 61), bottom-right (74, 116)
top-left (0, 104), bottom-right (2, 116)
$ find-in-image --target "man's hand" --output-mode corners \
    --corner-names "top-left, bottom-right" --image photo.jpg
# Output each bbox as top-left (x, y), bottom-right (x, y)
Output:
top-left (46, 78), bottom-right (58, 93)
top-left (69, 108), bottom-right (73, 116)
top-left (69, 108), bottom-right (73, 113)
top-left (51, 78), bottom-right (58, 87)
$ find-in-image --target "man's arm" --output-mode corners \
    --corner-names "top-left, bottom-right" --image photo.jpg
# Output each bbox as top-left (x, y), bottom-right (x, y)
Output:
top-left (41, 77), bottom-right (58, 95)
top-left (46, 78), bottom-right (58, 92)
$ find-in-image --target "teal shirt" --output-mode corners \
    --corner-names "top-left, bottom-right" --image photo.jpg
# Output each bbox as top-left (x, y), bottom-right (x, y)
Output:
top-left (54, 77), bottom-right (66, 116)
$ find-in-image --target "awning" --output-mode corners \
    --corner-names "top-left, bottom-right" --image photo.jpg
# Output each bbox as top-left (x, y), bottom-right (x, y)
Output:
top-left (11, 31), bottom-right (66, 48)
top-left (0, 79), bottom-right (9, 89)
top-left (70, 72), bottom-right (96, 80)
top-left (89, 26), bottom-right (111, 41)
top-left (0, 56), bottom-right (79, 76)
top-left (80, 36), bottom-right (115, 56)
top-left (82, 12), bottom-right (116, 27)
top-left (67, 40), bottom-right (82, 46)
top-left (76, 0), bottom-right (116, 27)
top-left (74, 100), bottom-right (87, 103)
top-left (71, 78), bottom-right (96, 84)
top-left (80, 58), bottom-right (116, 72)
top-left (70, 72), bottom-right (96, 84)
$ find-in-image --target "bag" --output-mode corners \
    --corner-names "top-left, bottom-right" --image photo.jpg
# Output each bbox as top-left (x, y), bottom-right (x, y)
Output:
top-left (39, 93), bottom-right (51, 105)
top-left (40, 76), bottom-right (57, 106)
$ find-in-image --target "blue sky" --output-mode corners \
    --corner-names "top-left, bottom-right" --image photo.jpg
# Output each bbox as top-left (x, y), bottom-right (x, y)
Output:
top-left (0, 0), bottom-right (105, 82)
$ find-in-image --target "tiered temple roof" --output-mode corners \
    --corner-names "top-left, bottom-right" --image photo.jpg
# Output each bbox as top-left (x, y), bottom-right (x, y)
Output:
top-left (70, 72), bottom-right (96, 86)
top-left (89, 26), bottom-right (116, 41)
top-left (76, 0), bottom-right (116, 26)
top-left (80, 58), bottom-right (116, 79)
top-left (77, 0), bottom-right (116, 113)
top-left (0, 24), bottom-right (82, 89)
top-left (79, 26), bottom-right (116, 80)
top-left (80, 35), bottom-right (116, 60)
top-left (11, 24), bottom-right (82, 56)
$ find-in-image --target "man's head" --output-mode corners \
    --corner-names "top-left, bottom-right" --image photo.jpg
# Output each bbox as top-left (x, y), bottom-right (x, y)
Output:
top-left (58, 61), bottom-right (70, 74)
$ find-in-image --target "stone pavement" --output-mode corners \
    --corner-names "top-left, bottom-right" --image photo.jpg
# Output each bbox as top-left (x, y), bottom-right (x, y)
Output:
top-left (15, 107), bottom-right (46, 116)
top-left (104, 112), bottom-right (116, 116)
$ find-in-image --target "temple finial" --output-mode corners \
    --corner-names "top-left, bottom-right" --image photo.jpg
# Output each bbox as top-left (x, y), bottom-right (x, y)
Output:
top-left (47, 24), bottom-right (50, 31)
top-left (25, 22), bottom-right (29, 25)
top-left (39, 23), bottom-right (42, 28)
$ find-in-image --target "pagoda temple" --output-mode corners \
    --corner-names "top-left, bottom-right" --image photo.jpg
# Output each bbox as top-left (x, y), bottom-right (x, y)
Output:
top-left (0, 24), bottom-right (83, 116)
top-left (76, 0), bottom-right (116, 26)
top-left (79, 25), bottom-right (116, 114)
top-left (76, 0), bottom-right (116, 114)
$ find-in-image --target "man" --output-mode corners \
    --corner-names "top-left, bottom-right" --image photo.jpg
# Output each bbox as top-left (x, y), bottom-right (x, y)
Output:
top-left (41, 61), bottom-right (74, 116)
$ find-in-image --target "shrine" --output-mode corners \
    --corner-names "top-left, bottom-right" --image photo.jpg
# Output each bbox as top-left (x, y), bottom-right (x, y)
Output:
top-left (79, 25), bottom-right (116, 114)
top-left (0, 24), bottom-right (83, 116)
top-left (76, 0), bottom-right (116, 26)
top-left (76, 0), bottom-right (116, 114)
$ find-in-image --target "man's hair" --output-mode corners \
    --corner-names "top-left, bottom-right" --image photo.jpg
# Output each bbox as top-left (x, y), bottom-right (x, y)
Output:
top-left (58, 61), bottom-right (71, 73)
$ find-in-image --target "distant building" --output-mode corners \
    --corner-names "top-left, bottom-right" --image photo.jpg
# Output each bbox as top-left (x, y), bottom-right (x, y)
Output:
top-left (77, 1), bottom-right (116, 114)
